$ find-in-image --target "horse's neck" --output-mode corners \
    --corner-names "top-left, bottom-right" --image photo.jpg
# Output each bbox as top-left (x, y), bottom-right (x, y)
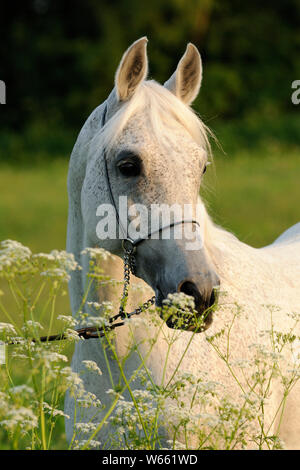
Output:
top-left (202, 203), bottom-right (300, 321)
top-left (200, 203), bottom-right (267, 287)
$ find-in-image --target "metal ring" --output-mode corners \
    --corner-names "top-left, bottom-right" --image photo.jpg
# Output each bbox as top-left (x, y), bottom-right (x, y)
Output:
top-left (122, 238), bottom-right (136, 254)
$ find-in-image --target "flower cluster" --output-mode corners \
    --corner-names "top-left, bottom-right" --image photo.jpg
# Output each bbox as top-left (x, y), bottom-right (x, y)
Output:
top-left (0, 240), bottom-right (299, 451)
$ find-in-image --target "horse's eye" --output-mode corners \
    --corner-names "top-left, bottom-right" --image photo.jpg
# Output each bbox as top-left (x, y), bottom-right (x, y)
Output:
top-left (202, 164), bottom-right (207, 175)
top-left (117, 160), bottom-right (141, 177)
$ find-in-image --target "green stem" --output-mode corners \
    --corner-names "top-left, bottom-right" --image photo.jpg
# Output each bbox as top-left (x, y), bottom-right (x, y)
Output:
top-left (40, 366), bottom-right (47, 450)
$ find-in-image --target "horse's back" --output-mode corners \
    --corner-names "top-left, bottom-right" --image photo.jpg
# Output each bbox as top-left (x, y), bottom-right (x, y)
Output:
top-left (271, 222), bottom-right (300, 246)
top-left (260, 222), bottom-right (300, 280)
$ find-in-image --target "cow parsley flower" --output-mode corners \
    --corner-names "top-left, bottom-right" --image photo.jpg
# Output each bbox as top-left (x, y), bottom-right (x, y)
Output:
top-left (81, 247), bottom-right (113, 260)
top-left (41, 351), bottom-right (68, 364)
top-left (57, 315), bottom-right (78, 327)
top-left (73, 439), bottom-right (101, 449)
top-left (163, 292), bottom-right (195, 310)
top-left (0, 240), bottom-right (32, 277)
top-left (0, 322), bottom-right (17, 336)
top-left (34, 250), bottom-right (80, 282)
top-left (9, 385), bottom-right (34, 396)
top-left (75, 422), bottom-right (100, 434)
top-left (82, 360), bottom-right (102, 375)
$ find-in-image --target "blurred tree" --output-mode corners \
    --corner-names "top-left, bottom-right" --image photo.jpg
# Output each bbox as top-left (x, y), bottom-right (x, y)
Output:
top-left (0, 0), bottom-right (299, 132)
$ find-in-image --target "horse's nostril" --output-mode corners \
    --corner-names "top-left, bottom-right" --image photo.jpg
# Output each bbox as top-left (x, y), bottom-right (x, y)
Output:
top-left (178, 280), bottom-right (196, 296)
top-left (178, 280), bottom-right (202, 308)
top-left (178, 280), bottom-right (218, 311)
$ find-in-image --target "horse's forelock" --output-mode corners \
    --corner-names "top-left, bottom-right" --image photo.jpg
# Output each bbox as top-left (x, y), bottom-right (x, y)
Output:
top-left (89, 80), bottom-right (212, 159)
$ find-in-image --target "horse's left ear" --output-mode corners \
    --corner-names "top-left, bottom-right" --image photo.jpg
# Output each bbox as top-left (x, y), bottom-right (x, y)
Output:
top-left (164, 43), bottom-right (202, 105)
top-left (115, 37), bottom-right (148, 102)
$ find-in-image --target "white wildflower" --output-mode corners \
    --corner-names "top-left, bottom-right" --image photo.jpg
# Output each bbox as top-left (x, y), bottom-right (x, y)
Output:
top-left (117, 425), bottom-right (126, 435)
top-left (73, 439), bottom-right (101, 449)
top-left (0, 322), bottom-right (17, 335)
top-left (61, 368), bottom-right (85, 396)
top-left (101, 301), bottom-right (114, 312)
top-left (7, 336), bottom-right (27, 345)
top-left (75, 422), bottom-right (99, 434)
top-left (57, 315), bottom-right (78, 327)
top-left (87, 300), bottom-right (114, 314)
top-left (82, 360), bottom-right (102, 375)
top-left (41, 351), bottom-right (68, 363)
top-left (77, 391), bottom-right (102, 408)
top-left (81, 247), bottom-right (112, 260)
top-left (0, 240), bottom-right (32, 276)
top-left (22, 320), bottom-right (43, 331)
top-left (9, 385), bottom-right (34, 396)
top-left (163, 292), bottom-right (195, 310)
top-left (63, 328), bottom-right (81, 342)
top-left (42, 402), bottom-right (70, 419)
top-left (33, 253), bottom-right (56, 261)
top-left (0, 407), bottom-right (38, 431)
top-left (34, 250), bottom-right (79, 270)
top-left (41, 267), bottom-right (70, 282)
top-left (87, 301), bottom-right (102, 310)
top-left (106, 389), bottom-right (125, 400)
top-left (79, 315), bottom-right (109, 328)
top-left (35, 250), bottom-right (80, 282)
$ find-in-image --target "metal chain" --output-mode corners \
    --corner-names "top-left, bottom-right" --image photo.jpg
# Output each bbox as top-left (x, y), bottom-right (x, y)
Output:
top-left (17, 246), bottom-right (156, 344)
top-left (68, 248), bottom-right (155, 339)
top-left (118, 249), bottom-right (132, 318)
top-left (118, 246), bottom-right (156, 321)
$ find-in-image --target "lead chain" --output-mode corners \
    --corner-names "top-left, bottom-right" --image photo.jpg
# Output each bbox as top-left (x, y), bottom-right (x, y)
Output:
top-left (17, 246), bottom-right (157, 344)
top-left (118, 247), bottom-right (155, 321)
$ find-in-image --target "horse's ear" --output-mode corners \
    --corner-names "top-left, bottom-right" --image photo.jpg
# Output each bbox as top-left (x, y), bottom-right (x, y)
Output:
top-left (164, 43), bottom-right (202, 105)
top-left (115, 37), bottom-right (148, 102)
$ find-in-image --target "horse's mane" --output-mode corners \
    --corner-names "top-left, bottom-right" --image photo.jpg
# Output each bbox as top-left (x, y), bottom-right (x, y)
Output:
top-left (90, 80), bottom-right (212, 158)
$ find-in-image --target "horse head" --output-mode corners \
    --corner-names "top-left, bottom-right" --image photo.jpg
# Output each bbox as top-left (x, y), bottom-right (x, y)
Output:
top-left (81, 37), bottom-right (220, 330)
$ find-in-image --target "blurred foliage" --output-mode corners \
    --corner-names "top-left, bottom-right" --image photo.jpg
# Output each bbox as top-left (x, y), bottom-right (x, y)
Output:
top-left (1, 0), bottom-right (299, 136)
top-left (0, 113), bottom-right (299, 166)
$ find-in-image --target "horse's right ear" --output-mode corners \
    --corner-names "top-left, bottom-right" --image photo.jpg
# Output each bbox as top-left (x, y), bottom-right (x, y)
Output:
top-left (115, 37), bottom-right (148, 102)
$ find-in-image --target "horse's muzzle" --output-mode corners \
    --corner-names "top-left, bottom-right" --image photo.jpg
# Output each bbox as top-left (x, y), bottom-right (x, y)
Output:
top-left (156, 275), bottom-right (220, 332)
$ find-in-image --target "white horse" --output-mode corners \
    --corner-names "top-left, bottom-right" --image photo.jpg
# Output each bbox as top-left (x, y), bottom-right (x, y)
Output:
top-left (64, 37), bottom-right (300, 449)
